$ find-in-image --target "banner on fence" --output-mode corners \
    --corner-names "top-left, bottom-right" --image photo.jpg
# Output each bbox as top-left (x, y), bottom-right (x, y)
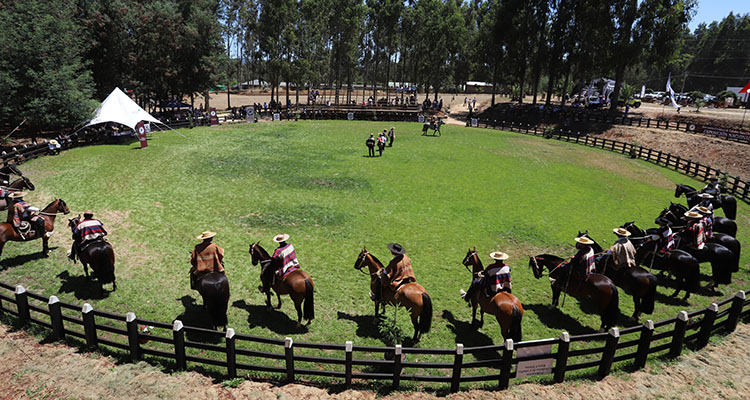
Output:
top-left (245, 107), bottom-right (254, 122)
top-left (209, 108), bottom-right (218, 125)
top-left (688, 124), bottom-right (750, 142)
top-left (515, 344), bottom-right (553, 378)
top-left (471, 118), bottom-right (478, 127)
top-left (136, 122), bottom-right (148, 149)
top-left (273, 113), bottom-right (280, 121)
top-left (418, 115), bottom-right (425, 123)
top-left (347, 112), bottom-right (354, 120)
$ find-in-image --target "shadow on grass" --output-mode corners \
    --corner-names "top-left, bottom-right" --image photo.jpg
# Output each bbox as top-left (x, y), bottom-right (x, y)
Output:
top-left (525, 303), bottom-right (597, 335)
top-left (441, 309), bottom-right (501, 363)
top-left (232, 299), bottom-right (305, 335)
top-left (1, 247), bottom-right (57, 269)
top-left (176, 295), bottom-right (223, 343)
top-left (57, 270), bottom-right (110, 300)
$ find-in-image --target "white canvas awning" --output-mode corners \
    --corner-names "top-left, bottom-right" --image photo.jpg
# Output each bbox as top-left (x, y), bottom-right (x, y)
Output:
top-left (85, 88), bottom-right (162, 130)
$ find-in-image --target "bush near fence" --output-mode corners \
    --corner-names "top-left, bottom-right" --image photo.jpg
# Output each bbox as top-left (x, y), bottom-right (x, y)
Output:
top-left (0, 281), bottom-right (748, 392)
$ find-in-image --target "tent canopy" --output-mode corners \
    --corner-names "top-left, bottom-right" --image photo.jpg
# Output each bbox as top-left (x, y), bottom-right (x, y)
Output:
top-left (85, 87), bottom-right (162, 130)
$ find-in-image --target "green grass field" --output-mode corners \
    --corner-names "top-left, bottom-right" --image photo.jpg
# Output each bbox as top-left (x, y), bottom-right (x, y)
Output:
top-left (1, 121), bottom-right (748, 361)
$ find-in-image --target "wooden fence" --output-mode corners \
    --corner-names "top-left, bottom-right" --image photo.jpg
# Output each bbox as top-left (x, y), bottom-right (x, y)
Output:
top-left (484, 107), bottom-right (750, 144)
top-left (1, 142), bottom-right (54, 167)
top-left (476, 119), bottom-right (750, 204)
top-left (0, 280), bottom-right (748, 392)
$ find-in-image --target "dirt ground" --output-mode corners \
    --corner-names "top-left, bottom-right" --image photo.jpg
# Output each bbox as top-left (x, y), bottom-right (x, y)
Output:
top-left (1, 321), bottom-right (748, 399)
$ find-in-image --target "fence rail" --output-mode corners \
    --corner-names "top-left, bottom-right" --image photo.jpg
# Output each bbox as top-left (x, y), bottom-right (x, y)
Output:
top-left (0, 283), bottom-right (747, 392)
top-left (476, 119), bottom-right (750, 204)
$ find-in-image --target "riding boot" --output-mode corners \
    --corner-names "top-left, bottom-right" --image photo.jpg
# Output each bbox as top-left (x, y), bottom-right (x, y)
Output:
top-left (190, 274), bottom-right (196, 290)
top-left (463, 279), bottom-right (481, 302)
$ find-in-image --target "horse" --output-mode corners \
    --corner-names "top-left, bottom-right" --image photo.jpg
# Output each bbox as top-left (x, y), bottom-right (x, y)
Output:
top-left (249, 242), bottom-right (314, 328)
top-left (675, 183), bottom-right (737, 220)
top-left (0, 177), bottom-right (36, 211)
top-left (353, 247), bottom-right (432, 342)
top-left (0, 164), bottom-right (23, 185)
top-left (576, 232), bottom-right (657, 321)
top-left (665, 202), bottom-right (737, 238)
top-left (460, 248), bottom-right (524, 342)
top-left (0, 198), bottom-right (70, 259)
top-left (421, 118), bottom-right (444, 136)
top-left (67, 216), bottom-right (116, 291)
top-left (529, 254), bottom-right (619, 331)
top-left (620, 222), bottom-right (700, 299)
top-left (196, 271), bottom-right (230, 329)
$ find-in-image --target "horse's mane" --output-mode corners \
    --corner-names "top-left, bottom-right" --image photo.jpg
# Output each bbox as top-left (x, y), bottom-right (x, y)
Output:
top-left (369, 253), bottom-right (385, 269)
top-left (42, 198), bottom-right (62, 213)
top-left (255, 243), bottom-right (271, 259)
top-left (677, 183), bottom-right (697, 192)
top-left (536, 254), bottom-right (565, 263)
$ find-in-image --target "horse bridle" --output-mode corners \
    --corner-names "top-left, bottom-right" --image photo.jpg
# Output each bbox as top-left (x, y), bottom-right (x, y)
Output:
top-left (354, 250), bottom-right (369, 274)
top-left (461, 250), bottom-right (477, 273)
top-left (250, 244), bottom-right (272, 267)
top-left (530, 256), bottom-right (544, 278)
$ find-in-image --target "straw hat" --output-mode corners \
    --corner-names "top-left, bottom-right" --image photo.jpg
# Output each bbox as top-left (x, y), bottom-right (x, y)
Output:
top-left (196, 231), bottom-right (217, 240)
top-left (683, 211), bottom-right (702, 219)
top-left (273, 233), bottom-right (290, 243)
top-left (489, 251), bottom-right (509, 261)
top-left (574, 236), bottom-right (594, 245)
top-left (698, 193), bottom-right (713, 199)
top-left (7, 191), bottom-right (26, 199)
top-left (613, 227), bottom-right (631, 237)
top-left (696, 206), bottom-right (712, 215)
top-left (49, 139), bottom-right (59, 146)
top-left (387, 242), bottom-right (405, 255)
top-left (83, 210), bottom-right (93, 217)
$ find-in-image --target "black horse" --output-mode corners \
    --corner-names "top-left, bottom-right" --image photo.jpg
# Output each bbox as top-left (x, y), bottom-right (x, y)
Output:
top-left (675, 183), bottom-right (737, 220)
top-left (578, 232), bottom-right (657, 321)
top-left (665, 202), bottom-right (737, 238)
top-left (196, 271), bottom-right (230, 329)
top-left (620, 222), bottom-right (700, 299)
top-left (68, 216), bottom-right (116, 292)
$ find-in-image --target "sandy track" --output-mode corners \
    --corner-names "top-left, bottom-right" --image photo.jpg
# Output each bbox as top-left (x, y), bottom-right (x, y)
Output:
top-left (1, 321), bottom-right (749, 399)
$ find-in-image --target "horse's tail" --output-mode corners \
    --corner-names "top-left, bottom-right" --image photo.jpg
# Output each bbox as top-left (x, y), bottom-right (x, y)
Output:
top-left (92, 243), bottom-right (116, 285)
top-left (212, 274), bottom-right (230, 328)
top-left (721, 195), bottom-right (737, 220)
top-left (603, 284), bottom-right (619, 328)
top-left (642, 273), bottom-right (657, 315)
top-left (303, 279), bottom-right (314, 321)
top-left (508, 301), bottom-right (523, 342)
top-left (418, 293), bottom-right (433, 334)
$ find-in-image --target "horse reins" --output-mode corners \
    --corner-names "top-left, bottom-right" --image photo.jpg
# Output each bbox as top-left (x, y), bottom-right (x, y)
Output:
top-left (462, 251), bottom-right (477, 274)
top-left (355, 251), bottom-right (370, 275)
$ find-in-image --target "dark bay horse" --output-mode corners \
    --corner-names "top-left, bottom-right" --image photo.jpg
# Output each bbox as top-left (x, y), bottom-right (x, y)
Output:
top-left (67, 216), bottom-right (116, 291)
top-left (249, 242), bottom-right (314, 328)
top-left (665, 202), bottom-right (736, 238)
top-left (460, 248), bottom-right (524, 342)
top-left (354, 248), bottom-right (432, 342)
top-left (620, 222), bottom-right (700, 299)
top-left (675, 183), bottom-right (736, 220)
top-left (197, 271), bottom-right (230, 329)
top-left (529, 254), bottom-right (619, 331)
top-left (577, 232), bottom-right (657, 321)
top-left (0, 177), bottom-right (36, 211)
top-left (0, 198), bottom-right (69, 259)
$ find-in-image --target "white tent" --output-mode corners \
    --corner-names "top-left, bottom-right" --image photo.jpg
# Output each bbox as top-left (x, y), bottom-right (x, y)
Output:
top-left (84, 87), bottom-right (163, 130)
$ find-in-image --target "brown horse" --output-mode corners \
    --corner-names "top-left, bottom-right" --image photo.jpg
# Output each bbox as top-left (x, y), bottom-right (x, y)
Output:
top-left (353, 248), bottom-right (432, 343)
top-left (0, 198), bottom-right (70, 259)
top-left (460, 248), bottom-right (523, 342)
top-left (529, 254), bottom-right (620, 331)
top-left (249, 242), bottom-right (314, 328)
top-left (0, 177), bottom-right (36, 211)
top-left (67, 215), bottom-right (116, 291)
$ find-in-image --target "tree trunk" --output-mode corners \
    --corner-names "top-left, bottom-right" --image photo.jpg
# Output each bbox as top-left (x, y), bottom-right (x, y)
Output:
top-left (373, 50), bottom-right (380, 104)
top-left (532, 66), bottom-right (541, 105)
top-left (385, 53), bottom-right (391, 103)
top-left (609, 64), bottom-right (625, 112)
top-left (518, 70), bottom-right (525, 104)
top-left (561, 68), bottom-right (570, 106)
top-left (204, 91), bottom-right (210, 111)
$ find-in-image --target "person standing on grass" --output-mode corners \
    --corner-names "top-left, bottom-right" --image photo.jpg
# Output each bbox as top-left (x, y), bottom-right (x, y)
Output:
top-left (366, 134), bottom-right (376, 157)
top-left (377, 132), bottom-right (386, 156)
top-left (190, 231), bottom-right (224, 290)
top-left (388, 127), bottom-right (395, 147)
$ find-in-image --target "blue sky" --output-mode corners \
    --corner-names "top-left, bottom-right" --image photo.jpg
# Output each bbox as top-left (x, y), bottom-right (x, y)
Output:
top-left (689, 0), bottom-right (750, 31)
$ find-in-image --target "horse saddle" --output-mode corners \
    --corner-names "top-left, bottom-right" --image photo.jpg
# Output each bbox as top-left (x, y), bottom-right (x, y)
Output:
top-left (80, 237), bottom-right (107, 253)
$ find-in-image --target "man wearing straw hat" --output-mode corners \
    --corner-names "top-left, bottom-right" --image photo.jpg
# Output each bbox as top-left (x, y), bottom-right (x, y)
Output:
top-left (689, 192), bottom-right (714, 213)
top-left (560, 236), bottom-right (596, 280)
top-left (6, 191), bottom-right (40, 238)
top-left (654, 217), bottom-right (675, 256)
top-left (702, 174), bottom-right (721, 199)
top-left (696, 206), bottom-right (714, 240)
top-left (190, 231), bottom-right (224, 290)
top-left (604, 228), bottom-right (636, 271)
top-left (68, 210), bottom-right (107, 262)
top-left (681, 211), bottom-right (706, 253)
top-left (461, 251), bottom-right (512, 302)
top-left (264, 233), bottom-right (300, 293)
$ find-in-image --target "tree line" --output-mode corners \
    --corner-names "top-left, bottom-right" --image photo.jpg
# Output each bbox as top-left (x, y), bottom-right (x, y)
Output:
top-left (4, 0), bottom-right (748, 134)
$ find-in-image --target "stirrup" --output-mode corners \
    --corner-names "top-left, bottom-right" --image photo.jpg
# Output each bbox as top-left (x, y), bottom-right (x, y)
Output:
top-left (459, 289), bottom-right (467, 300)
top-left (369, 292), bottom-right (376, 301)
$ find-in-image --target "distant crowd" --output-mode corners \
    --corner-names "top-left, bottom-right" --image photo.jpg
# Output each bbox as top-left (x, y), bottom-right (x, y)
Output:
top-left (365, 127), bottom-right (395, 157)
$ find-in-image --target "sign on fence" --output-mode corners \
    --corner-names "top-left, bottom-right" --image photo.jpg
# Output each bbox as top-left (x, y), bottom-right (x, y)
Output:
top-left (209, 108), bottom-right (218, 125)
top-left (689, 124), bottom-right (750, 142)
top-left (135, 122), bottom-right (148, 149)
top-left (418, 115), bottom-right (425, 123)
top-left (246, 107), bottom-right (254, 122)
top-left (471, 118), bottom-right (478, 127)
top-left (347, 112), bottom-right (354, 120)
top-left (273, 113), bottom-right (280, 121)
top-left (515, 344), bottom-right (553, 378)
top-left (144, 123), bottom-right (151, 133)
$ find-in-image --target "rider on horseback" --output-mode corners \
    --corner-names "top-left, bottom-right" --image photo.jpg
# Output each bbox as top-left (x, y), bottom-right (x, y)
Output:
top-left (7, 192), bottom-right (42, 239)
top-left (689, 192), bottom-right (714, 213)
top-left (702, 175), bottom-right (721, 198)
top-left (461, 251), bottom-right (511, 302)
top-left (190, 231), bottom-right (225, 290)
top-left (372, 243), bottom-right (415, 302)
top-left (558, 236), bottom-right (596, 281)
top-left (263, 233), bottom-right (299, 293)
top-left (603, 228), bottom-right (636, 271)
top-left (681, 211), bottom-right (706, 252)
top-left (68, 210), bottom-right (107, 262)
top-left (654, 217), bottom-right (675, 255)
top-left (696, 206), bottom-right (714, 240)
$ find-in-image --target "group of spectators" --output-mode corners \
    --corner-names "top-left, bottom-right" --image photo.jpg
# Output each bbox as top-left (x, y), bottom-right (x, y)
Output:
top-left (422, 98), bottom-right (443, 111)
top-left (365, 127), bottom-right (395, 157)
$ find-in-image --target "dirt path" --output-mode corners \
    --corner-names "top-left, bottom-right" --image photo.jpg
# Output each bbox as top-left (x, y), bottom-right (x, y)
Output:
top-left (1, 321), bottom-right (749, 399)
